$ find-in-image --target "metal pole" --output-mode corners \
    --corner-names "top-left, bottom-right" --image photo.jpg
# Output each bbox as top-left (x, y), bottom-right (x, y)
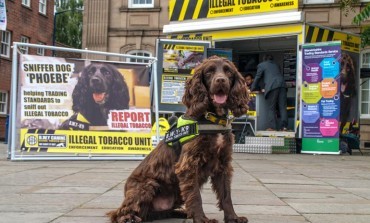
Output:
top-left (10, 43), bottom-right (19, 160)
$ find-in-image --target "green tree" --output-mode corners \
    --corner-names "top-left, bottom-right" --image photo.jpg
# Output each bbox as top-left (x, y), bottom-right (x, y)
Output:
top-left (340, 0), bottom-right (370, 47)
top-left (54, 0), bottom-right (84, 49)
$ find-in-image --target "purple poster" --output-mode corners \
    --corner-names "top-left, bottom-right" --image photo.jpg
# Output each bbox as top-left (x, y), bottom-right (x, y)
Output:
top-left (302, 41), bottom-right (341, 140)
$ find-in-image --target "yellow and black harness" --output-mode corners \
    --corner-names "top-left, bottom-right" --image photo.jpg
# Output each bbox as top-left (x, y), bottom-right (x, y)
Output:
top-left (164, 112), bottom-right (234, 156)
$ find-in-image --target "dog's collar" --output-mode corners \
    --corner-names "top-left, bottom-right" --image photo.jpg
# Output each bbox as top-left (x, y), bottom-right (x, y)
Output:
top-left (164, 115), bottom-right (232, 146)
top-left (203, 111), bottom-right (234, 127)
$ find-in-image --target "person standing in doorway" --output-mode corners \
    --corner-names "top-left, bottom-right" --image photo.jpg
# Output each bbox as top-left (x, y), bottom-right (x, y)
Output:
top-left (244, 73), bottom-right (254, 89)
top-left (250, 54), bottom-right (288, 131)
top-left (244, 73), bottom-right (256, 112)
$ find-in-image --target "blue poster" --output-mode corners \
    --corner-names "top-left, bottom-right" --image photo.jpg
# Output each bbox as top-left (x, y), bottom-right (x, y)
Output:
top-left (301, 41), bottom-right (341, 154)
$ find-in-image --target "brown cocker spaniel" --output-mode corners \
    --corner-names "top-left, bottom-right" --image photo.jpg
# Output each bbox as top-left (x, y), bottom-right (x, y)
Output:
top-left (107, 56), bottom-right (250, 223)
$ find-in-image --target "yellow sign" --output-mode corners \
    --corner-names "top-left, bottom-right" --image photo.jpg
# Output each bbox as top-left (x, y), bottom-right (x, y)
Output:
top-left (169, 0), bottom-right (298, 21)
top-left (169, 24), bottom-right (304, 44)
top-left (20, 129), bottom-right (153, 154)
top-left (305, 25), bottom-right (360, 53)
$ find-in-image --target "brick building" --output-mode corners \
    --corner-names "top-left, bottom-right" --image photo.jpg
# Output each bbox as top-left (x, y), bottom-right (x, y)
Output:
top-left (0, 0), bottom-right (54, 141)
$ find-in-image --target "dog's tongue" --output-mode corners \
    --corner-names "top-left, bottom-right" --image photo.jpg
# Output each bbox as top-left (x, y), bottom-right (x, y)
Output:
top-left (214, 94), bottom-right (227, 104)
top-left (93, 92), bottom-right (106, 103)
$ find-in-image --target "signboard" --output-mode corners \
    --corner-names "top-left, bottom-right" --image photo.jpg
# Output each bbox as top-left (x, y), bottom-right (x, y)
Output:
top-left (305, 24), bottom-right (360, 53)
top-left (18, 55), bottom-right (153, 155)
top-left (301, 41), bottom-right (341, 154)
top-left (169, 0), bottom-right (298, 21)
top-left (0, 0), bottom-right (6, 30)
top-left (156, 39), bottom-right (210, 112)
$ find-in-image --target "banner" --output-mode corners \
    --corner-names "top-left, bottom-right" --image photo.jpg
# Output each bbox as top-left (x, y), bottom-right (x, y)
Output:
top-left (0, 0), bottom-right (6, 31)
top-left (18, 55), bottom-right (152, 154)
top-left (169, 0), bottom-right (298, 21)
top-left (301, 41), bottom-right (341, 154)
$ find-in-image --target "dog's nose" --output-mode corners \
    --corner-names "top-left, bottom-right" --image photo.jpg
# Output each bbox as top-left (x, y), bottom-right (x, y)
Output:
top-left (215, 77), bottom-right (227, 84)
top-left (91, 77), bottom-right (100, 84)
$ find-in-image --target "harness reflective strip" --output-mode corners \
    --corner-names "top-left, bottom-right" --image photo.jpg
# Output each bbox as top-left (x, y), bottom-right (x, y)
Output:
top-left (198, 123), bottom-right (232, 132)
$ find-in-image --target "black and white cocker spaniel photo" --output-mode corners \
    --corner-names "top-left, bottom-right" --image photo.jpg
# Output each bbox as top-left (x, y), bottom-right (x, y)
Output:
top-left (60, 63), bottom-right (130, 129)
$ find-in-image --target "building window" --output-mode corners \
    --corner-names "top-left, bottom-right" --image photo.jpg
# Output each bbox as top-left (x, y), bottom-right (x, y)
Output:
top-left (22, 0), bottom-right (31, 7)
top-left (1, 31), bottom-right (11, 58)
top-left (20, 36), bottom-right (30, 54)
top-left (303, 0), bottom-right (334, 3)
top-left (126, 50), bottom-right (151, 63)
top-left (129, 0), bottom-right (153, 8)
top-left (37, 42), bottom-right (45, 56)
top-left (0, 91), bottom-right (8, 115)
top-left (39, 0), bottom-right (47, 15)
top-left (361, 52), bottom-right (370, 118)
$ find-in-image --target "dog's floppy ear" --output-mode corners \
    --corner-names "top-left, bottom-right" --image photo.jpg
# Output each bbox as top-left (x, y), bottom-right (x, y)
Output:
top-left (182, 62), bottom-right (210, 118)
top-left (72, 64), bottom-right (93, 112)
top-left (226, 60), bottom-right (249, 117)
top-left (107, 64), bottom-right (130, 109)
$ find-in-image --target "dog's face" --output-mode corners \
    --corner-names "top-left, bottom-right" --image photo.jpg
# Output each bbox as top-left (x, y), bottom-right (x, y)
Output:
top-left (84, 64), bottom-right (115, 105)
top-left (201, 58), bottom-right (235, 107)
top-left (183, 56), bottom-right (249, 118)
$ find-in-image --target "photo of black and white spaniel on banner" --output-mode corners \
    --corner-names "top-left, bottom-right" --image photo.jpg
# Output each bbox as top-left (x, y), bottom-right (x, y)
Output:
top-left (60, 63), bottom-right (130, 130)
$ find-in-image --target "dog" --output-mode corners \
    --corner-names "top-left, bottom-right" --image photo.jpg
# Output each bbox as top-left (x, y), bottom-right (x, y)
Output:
top-left (107, 56), bottom-right (250, 223)
top-left (60, 63), bottom-right (130, 129)
top-left (340, 53), bottom-right (356, 132)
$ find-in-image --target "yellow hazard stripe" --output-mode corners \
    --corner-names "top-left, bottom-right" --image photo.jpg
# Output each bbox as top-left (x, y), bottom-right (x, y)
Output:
top-left (305, 25), bottom-right (360, 53)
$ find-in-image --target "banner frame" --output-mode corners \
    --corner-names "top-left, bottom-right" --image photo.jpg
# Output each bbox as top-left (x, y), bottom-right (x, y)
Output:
top-left (9, 42), bottom-right (159, 161)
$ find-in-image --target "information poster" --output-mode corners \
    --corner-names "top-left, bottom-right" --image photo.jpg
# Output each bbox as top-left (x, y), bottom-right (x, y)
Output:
top-left (301, 41), bottom-right (341, 154)
top-left (156, 39), bottom-right (210, 112)
top-left (18, 55), bottom-right (153, 155)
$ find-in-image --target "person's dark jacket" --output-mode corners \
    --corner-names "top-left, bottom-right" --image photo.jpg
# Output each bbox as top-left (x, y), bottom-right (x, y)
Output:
top-left (251, 59), bottom-right (286, 97)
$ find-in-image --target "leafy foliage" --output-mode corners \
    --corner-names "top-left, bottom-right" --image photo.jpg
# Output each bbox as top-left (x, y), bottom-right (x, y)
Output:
top-left (339, 0), bottom-right (370, 47)
top-left (54, 0), bottom-right (84, 49)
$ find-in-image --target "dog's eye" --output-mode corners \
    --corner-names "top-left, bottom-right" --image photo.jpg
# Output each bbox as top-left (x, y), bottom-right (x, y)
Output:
top-left (88, 67), bottom-right (96, 75)
top-left (101, 67), bottom-right (111, 76)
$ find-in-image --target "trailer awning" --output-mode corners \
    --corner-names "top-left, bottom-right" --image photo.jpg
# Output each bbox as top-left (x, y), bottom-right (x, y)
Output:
top-left (163, 11), bottom-right (303, 34)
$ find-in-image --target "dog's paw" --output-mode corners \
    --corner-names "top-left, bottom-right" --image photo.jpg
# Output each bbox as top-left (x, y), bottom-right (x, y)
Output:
top-left (225, 216), bottom-right (248, 223)
top-left (205, 219), bottom-right (218, 223)
top-left (117, 214), bottom-right (142, 223)
top-left (194, 218), bottom-right (218, 223)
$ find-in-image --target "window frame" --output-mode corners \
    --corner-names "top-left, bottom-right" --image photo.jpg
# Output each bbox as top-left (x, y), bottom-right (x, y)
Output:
top-left (1, 30), bottom-right (11, 58)
top-left (39, 0), bottom-right (47, 15)
top-left (20, 36), bottom-right (30, 54)
top-left (37, 42), bottom-right (45, 56)
top-left (22, 0), bottom-right (31, 7)
top-left (126, 50), bottom-right (152, 63)
top-left (360, 51), bottom-right (370, 119)
top-left (128, 0), bottom-right (154, 8)
top-left (0, 90), bottom-right (8, 115)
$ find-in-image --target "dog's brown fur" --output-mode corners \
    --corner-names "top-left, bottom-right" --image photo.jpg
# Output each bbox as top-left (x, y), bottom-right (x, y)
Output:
top-left (340, 53), bottom-right (356, 132)
top-left (107, 56), bottom-right (249, 223)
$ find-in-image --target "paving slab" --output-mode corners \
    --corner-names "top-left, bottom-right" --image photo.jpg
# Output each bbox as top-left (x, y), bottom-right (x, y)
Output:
top-left (1, 143), bottom-right (370, 223)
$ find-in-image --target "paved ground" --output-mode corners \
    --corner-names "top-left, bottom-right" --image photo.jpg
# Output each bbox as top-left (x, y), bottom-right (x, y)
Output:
top-left (1, 142), bottom-right (370, 223)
